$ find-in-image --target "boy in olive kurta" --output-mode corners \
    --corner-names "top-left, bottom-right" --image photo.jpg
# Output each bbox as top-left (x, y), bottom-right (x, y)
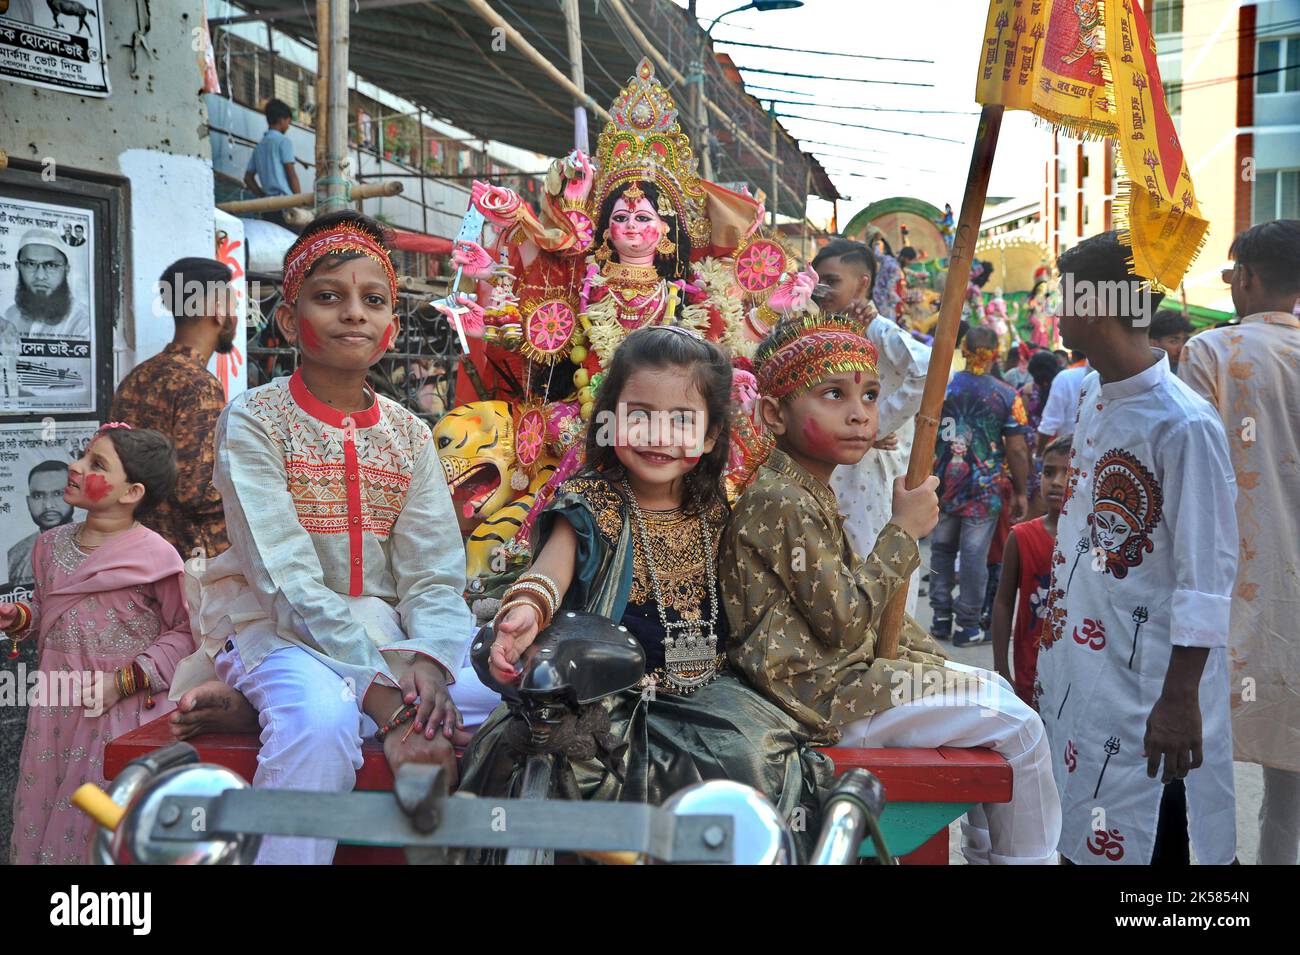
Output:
top-left (721, 312), bottom-right (1061, 864)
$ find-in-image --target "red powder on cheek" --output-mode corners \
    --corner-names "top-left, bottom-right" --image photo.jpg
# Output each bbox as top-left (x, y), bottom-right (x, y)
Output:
top-left (801, 417), bottom-right (833, 455)
top-left (83, 473), bottom-right (112, 503)
top-left (298, 318), bottom-right (322, 352)
top-left (369, 324), bottom-right (395, 364)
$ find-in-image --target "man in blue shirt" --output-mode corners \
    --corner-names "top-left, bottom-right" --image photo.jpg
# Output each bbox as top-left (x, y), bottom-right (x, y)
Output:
top-left (244, 99), bottom-right (301, 221)
top-left (930, 325), bottom-right (1031, 647)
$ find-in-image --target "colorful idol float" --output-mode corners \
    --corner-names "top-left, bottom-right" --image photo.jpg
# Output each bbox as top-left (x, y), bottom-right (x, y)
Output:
top-left (432, 60), bottom-right (806, 616)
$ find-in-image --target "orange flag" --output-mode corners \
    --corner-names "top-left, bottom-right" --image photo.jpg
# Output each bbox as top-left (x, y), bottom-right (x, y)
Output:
top-left (975, 0), bottom-right (1207, 290)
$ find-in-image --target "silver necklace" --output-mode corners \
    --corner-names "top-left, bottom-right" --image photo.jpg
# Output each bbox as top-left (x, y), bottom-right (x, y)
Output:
top-left (621, 478), bottom-right (719, 693)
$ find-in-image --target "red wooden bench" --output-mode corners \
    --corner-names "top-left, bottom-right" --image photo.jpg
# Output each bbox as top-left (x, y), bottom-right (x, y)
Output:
top-left (105, 717), bottom-right (1011, 864)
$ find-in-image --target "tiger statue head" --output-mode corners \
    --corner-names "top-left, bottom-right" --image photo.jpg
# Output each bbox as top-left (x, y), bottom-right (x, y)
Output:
top-left (434, 401), bottom-right (559, 581)
top-left (434, 401), bottom-right (520, 534)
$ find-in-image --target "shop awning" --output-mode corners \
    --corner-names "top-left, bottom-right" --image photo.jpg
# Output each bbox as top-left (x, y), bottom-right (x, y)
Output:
top-left (212, 0), bottom-right (838, 215)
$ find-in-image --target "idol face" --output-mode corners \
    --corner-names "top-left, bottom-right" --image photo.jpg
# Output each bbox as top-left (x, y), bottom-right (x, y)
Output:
top-left (1093, 510), bottom-right (1133, 552)
top-left (608, 196), bottom-right (667, 264)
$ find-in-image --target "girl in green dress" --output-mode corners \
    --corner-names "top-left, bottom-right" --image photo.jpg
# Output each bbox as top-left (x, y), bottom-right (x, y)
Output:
top-left (460, 326), bottom-right (829, 823)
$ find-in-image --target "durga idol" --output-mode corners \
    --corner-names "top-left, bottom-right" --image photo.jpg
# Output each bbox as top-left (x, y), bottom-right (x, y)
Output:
top-left (464, 58), bottom-right (771, 419)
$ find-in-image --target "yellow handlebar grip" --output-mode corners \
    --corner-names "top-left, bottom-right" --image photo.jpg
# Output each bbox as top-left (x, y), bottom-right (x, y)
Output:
top-left (72, 783), bottom-right (125, 831)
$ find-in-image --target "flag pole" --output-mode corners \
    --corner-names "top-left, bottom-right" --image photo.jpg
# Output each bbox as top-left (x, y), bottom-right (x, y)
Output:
top-left (875, 103), bottom-right (1005, 661)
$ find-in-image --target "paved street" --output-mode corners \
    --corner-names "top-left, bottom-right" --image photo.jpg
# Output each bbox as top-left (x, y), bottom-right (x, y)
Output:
top-left (905, 539), bottom-right (1264, 865)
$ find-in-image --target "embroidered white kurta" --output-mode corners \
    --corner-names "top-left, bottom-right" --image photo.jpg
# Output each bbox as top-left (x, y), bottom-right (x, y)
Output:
top-left (171, 371), bottom-right (472, 706)
top-left (1179, 311), bottom-right (1300, 772)
top-left (832, 315), bottom-right (930, 615)
top-left (1036, 352), bottom-right (1238, 865)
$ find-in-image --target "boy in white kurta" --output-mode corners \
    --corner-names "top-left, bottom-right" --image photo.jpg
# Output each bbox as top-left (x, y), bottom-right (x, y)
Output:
top-left (171, 212), bottom-right (478, 864)
top-left (1037, 232), bottom-right (1238, 865)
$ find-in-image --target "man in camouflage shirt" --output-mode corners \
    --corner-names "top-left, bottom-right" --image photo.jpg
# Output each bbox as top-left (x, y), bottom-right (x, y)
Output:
top-left (110, 257), bottom-right (235, 560)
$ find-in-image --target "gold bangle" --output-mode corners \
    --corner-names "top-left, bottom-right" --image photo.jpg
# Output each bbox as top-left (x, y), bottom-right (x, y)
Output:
top-left (494, 597), bottom-right (548, 633)
top-left (516, 572), bottom-right (560, 609)
top-left (505, 580), bottom-right (557, 618)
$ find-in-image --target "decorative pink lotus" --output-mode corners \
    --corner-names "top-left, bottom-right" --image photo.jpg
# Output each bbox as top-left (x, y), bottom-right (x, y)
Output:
top-left (515, 409), bottom-right (546, 467)
top-left (527, 300), bottom-right (576, 354)
top-left (736, 239), bottom-right (787, 293)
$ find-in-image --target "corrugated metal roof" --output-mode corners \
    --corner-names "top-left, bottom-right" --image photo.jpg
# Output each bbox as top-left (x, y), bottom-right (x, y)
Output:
top-left (224, 0), bottom-right (838, 209)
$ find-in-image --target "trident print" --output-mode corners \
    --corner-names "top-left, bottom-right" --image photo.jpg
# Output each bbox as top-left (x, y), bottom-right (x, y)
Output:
top-left (1094, 736), bottom-right (1121, 798)
top-left (1066, 537), bottom-right (1089, 591)
top-left (1128, 606), bottom-right (1148, 668)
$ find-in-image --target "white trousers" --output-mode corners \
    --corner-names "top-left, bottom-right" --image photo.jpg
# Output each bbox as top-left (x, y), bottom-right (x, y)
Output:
top-left (838, 662), bottom-right (1061, 864)
top-left (216, 640), bottom-right (499, 865)
top-left (1258, 766), bottom-right (1300, 866)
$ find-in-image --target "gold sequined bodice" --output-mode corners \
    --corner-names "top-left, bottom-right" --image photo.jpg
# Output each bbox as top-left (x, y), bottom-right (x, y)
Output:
top-left (628, 506), bottom-right (717, 621)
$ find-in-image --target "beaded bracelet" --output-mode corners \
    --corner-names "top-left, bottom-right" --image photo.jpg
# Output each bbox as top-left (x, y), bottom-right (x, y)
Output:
top-left (374, 703), bottom-right (419, 741)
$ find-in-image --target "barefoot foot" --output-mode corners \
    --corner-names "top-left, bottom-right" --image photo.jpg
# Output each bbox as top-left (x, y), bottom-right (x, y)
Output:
top-left (170, 680), bottom-right (259, 739)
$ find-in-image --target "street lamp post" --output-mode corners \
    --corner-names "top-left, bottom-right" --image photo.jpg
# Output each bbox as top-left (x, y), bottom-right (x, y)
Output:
top-left (690, 0), bottom-right (803, 185)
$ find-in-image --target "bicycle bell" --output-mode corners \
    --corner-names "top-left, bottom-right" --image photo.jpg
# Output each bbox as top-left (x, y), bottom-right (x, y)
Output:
top-left (110, 763), bottom-right (261, 865)
top-left (661, 780), bottom-right (796, 865)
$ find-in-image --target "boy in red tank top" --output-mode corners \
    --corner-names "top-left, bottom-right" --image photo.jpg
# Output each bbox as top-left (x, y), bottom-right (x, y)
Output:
top-left (991, 435), bottom-right (1071, 707)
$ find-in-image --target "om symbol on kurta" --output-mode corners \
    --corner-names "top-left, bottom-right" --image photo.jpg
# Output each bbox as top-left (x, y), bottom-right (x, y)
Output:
top-left (1072, 617), bottom-right (1106, 651)
top-left (1086, 826), bottom-right (1126, 862)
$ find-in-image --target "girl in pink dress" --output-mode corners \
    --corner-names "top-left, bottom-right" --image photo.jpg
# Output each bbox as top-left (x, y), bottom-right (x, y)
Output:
top-left (1, 426), bottom-right (193, 864)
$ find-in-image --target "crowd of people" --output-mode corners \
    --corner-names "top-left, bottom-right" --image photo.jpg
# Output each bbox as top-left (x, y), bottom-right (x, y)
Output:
top-left (0, 198), bottom-right (1296, 866)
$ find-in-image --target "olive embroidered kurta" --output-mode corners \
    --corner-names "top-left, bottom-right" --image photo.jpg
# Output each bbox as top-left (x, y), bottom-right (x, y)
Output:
top-left (720, 449), bottom-right (949, 745)
top-left (1178, 311), bottom-right (1300, 772)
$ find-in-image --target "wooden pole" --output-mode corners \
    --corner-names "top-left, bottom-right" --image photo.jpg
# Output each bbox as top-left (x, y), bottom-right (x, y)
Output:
top-left (769, 102), bottom-right (778, 228)
top-left (874, 103), bottom-right (1005, 661)
top-left (219, 180), bottom-right (402, 214)
top-left (560, 0), bottom-right (589, 153)
top-left (313, 0), bottom-right (330, 212)
top-left (457, 0), bottom-right (610, 120)
top-left (325, 0), bottom-right (351, 211)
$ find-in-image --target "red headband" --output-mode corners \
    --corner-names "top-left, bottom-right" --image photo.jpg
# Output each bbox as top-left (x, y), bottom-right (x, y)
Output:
top-left (282, 223), bottom-right (398, 306)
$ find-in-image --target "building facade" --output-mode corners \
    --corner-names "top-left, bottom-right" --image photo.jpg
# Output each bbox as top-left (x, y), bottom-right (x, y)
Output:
top-left (985, 1), bottom-right (1299, 316)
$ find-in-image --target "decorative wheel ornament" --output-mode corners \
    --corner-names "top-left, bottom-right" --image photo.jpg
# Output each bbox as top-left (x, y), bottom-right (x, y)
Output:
top-left (520, 298), bottom-right (577, 364)
top-left (734, 236), bottom-right (790, 298)
top-left (513, 402), bottom-right (548, 477)
top-left (564, 209), bottom-right (596, 252)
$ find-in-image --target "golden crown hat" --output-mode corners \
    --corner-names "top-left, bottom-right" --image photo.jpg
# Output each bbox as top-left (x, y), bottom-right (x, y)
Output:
top-left (593, 59), bottom-right (711, 247)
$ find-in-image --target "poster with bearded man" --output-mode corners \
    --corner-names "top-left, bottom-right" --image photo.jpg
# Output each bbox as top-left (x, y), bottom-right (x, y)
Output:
top-left (0, 196), bottom-right (96, 413)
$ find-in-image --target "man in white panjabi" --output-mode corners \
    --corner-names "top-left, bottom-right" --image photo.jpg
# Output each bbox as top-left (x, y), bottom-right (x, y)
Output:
top-left (814, 239), bottom-right (930, 616)
top-left (1037, 233), bottom-right (1238, 865)
top-left (1178, 218), bottom-right (1300, 866)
